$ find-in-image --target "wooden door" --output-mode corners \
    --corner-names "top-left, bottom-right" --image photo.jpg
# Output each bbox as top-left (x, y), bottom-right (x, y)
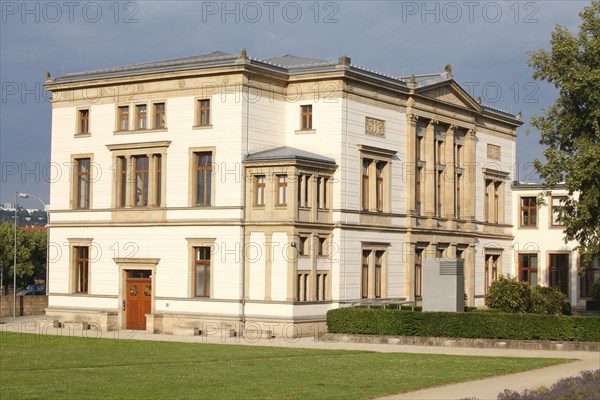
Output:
top-left (125, 271), bottom-right (152, 330)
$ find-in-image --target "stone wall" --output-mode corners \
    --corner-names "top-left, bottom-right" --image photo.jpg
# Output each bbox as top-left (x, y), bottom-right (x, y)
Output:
top-left (0, 295), bottom-right (48, 317)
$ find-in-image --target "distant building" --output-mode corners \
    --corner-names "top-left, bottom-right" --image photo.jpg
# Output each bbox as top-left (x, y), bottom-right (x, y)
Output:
top-left (511, 183), bottom-right (599, 306)
top-left (44, 50), bottom-right (522, 336)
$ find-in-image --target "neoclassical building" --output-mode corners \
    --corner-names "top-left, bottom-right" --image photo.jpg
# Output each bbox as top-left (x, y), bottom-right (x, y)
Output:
top-left (44, 50), bottom-right (522, 336)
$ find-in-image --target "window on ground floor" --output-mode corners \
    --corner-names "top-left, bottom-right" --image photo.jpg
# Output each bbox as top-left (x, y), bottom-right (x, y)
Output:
top-left (519, 253), bottom-right (538, 287)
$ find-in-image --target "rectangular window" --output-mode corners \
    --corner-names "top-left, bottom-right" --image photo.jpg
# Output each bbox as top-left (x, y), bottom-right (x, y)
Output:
top-left (455, 144), bottom-right (462, 167)
top-left (74, 246), bottom-right (89, 293)
top-left (194, 247), bottom-right (211, 297)
top-left (296, 273), bottom-right (309, 302)
top-left (362, 159), bottom-right (370, 211)
top-left (416, 167), bottom-right (422, 215)
top-left (276, 175), bottom-right (288, 206)
top-left (549, 253), bottom-right (569, 296)
top-left (76, 158), bottom-right (91, 209)
top-left (580, 256), bottom-right (600, 297)
top-left (317, 176), bottom-right (328, 209)
top-left (484, 254), bottom-right (499, 295)
top-left (78, 109), bottom-right (89, 134)
top-left (551, 197), bottom-right (566, 226)
top-left (520, 197), bottom-right (537, 227)
top-left (118, 157), bottom-right (127, 207)
top-left (298, 236), bottom-right (308, 256)
top-left (436, 171), bottom-right (443, 216)
top-left (255, 175), bottom-right (265, 206)
top-left (376, 162), bottom-right (385, 212)
top-left (519, 253), bottom-right (538, 286)
top-left (374, 250), bottom-right (383, 298)
top-left (118, 106), bottom-right (129, 131)
top-left (153, 103), bottom-right (165, 128)
top-left (316, 273), bottom-right (328, 301)
top-left (136, 104), bottom-right (147, 130)
top-left (436, 140), bottom-right (444, 165)
top-left (197, 99), bottom-right (210, 126)
top-left (194, 152), bottom-right (213, 206)
top-left (300, 105), bottom-right (312, 130)
top-left (485, 179), bottom-right (491, 222)
top-left (317, 237), bottom-right (326, 257)
top-left (361, 250), bottom-right (370, 299)
top-left (494, 182), bottom-right (500, 223)
top-left (415, 248), bottom-right (423, 298)
top-left (155, 155), bottom-right (162, 206)
top-left (134, 156), bottom-right (149, 207)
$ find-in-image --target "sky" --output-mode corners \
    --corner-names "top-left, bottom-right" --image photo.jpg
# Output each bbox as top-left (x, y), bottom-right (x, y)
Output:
top-left (0, 0), bottom-right (590, 208)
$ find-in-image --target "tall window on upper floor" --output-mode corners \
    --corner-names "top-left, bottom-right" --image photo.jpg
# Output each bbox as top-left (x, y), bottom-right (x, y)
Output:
top-left (362, 159), bottom-right (370, 211)
top-left (297, 174), bottom-right (310, 208)
top-left (118, 106), bottom-right (129, 131)
top-left (255, 175), bottom-right (266, 206)
top-left (118, 157), bottom-right (127, 207)
top-left (155, 155), bottom-right (162, 206)
top-left (415, 134), bottom-right (424, 215)
top-left (78, 109), bottom-right (90, 135)
top-left (276, 174), bottom-right (288, 206)
top-left (194, 152), bottom-right (213, 206)
top-left (520, 196), bottom-right (537, 227)
top-left (300, 105), bottom-right (312, 130)
top-left (317, 176), bottom-right (329, 210)
top-left (196, 99), bottom-right (211, 126)
top-left (75, 158), bottom-right (91, 209)
top-left (74, 246), bottom-right (89, 294)
top-left (376, 162), bottom-right (385, 212)
top-left (136, 104), bottom-right (147, 130)
top-left (153, 102), bottom-right (166, 129)
top-left (134, 156), bottom-right (149, 207)
top-left (485, 179), bottom-right (503, 223)
top-left (551, 196), bottom-right (567, 226)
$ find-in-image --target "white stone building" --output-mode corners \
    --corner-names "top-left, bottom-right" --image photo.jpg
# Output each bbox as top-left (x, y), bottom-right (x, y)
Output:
top-left (44, 50), bottom-right (523, 336)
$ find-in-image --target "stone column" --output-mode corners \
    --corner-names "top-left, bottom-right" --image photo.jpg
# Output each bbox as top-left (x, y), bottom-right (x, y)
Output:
top-left (405, 239), bottom-right (415, 300)
top-left (424, 120), bottom-right (437, 221)
top-left (125, 155), bottom-right (133, 208)
top-left (406, 114), bottom-right (418, 216)
top-left (465, 243), bottom-right (476, 307)
top-left (444, 125), bottom-right (456, 220)
top-left (148, 154), bottom-right (156, 207)
top-left (463, 129), bottom-right (476, 227)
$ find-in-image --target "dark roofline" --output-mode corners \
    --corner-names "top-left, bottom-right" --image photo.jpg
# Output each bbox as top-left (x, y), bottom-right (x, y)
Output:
top-left (244, 146), bottom-right (336, 165)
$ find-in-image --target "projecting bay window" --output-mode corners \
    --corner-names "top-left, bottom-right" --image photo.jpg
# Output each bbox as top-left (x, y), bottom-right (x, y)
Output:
top-left (276, 175), bottom-right (288, 206)
top-left (136, 104), bottom-right (147, 130)
top-left (296, 272), bottom-right (309, 302)
top-left (193, 152), bottom-right (213, 207)
top-left (484, 253), bottom-right (500, 295)
top-left (255, 175), bottom-right (266, 206)
top-left (75, 158), bottom-right (91, 209)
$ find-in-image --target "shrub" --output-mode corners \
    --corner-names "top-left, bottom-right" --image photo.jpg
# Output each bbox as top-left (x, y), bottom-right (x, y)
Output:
top-left (326, 308), bottom-right (600, 342)
top-left (485, 275), bottom-right (532, 313)
top-left (591, 279), bottom-right (600, 301)
top-left (497, 369), bottom-right (599, 400)
top-left (530, 286), bottom-right (567, 315)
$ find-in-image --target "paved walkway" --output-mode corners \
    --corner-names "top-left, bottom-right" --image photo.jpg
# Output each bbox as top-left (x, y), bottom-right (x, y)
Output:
top-left (2, 316), bottom-right (599, 400)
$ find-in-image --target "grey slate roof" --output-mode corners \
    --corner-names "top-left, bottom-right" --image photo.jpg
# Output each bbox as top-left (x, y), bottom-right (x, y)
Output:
top-left (244, 146), bottom-right (336, 165)
top-left (262, 54), bottom-right (336, 69)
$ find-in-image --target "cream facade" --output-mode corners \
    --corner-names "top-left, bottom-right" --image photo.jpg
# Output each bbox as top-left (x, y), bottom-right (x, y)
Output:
top-left (45, 51), bottom-right (522, 336)
top-left (511, 183), bottom-right (599, 306)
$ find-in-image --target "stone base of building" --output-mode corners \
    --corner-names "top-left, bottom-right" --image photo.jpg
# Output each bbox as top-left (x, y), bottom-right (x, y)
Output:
top-left (147, 313), bottom-right (326, 339)
top-left (45, 307), bottom-right (118, 332)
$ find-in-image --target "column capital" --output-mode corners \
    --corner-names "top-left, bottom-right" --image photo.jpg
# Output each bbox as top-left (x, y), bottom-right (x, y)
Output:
top-left (428, 119), bottom-right (439, 127)
top-left (447, 124), bottom-right (458, 133)
top-left (408, 114), bottom-right (419, 123)
top-left (466, 128), bottom-right (476, 138)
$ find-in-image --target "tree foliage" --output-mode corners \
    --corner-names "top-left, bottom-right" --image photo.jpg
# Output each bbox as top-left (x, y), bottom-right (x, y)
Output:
top-left (527, 2), bottom-right (600, 271)
top-left (0, 222), bottom-right (46, 290)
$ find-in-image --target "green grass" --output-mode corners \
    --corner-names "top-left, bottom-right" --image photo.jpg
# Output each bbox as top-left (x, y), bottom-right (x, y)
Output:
top-left (0, 332), bottom-right (570, 400)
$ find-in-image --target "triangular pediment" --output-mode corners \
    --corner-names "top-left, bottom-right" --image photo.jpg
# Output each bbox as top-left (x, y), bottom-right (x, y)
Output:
top-left (417, 81), bottom-right (482, 112)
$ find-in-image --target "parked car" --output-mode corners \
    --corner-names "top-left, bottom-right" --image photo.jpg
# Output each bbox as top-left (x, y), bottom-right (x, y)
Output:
top-left (16, 290), bottom-right (45, 296)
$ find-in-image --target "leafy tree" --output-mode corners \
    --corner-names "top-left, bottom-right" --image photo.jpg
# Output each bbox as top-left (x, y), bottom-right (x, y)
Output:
top-left (527, 2), bottom-right (600, 272)
top-left (0, 222), bottom-right (46, 291)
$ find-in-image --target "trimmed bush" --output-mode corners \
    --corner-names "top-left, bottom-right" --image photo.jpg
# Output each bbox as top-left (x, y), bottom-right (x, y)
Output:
top-left (591, 280), bottom-right (600, 301)
top-left (530, 286), bottom-right (567, 315)
top-left (326, 308), bottom-right (600, 342)
top-left (485, 275), bottom-right (532, 313)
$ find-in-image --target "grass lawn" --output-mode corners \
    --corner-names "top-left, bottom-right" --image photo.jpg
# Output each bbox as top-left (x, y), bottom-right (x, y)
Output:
top-left (0, 332), bottom-right (570, 399)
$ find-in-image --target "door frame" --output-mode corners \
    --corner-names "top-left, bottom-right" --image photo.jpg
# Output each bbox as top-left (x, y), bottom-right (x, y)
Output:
top-left (115, 258), bottom-right (159, 330)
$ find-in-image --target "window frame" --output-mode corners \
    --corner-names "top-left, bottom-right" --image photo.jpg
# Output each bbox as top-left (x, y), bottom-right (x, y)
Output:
top-left (518, 253), bottom-right (539, 286)
top-left (153, 102), bottom-right (166, 129)
top-left (74, 245), bottom-right (90, 294)
top-left (195, 98), bottom-right (211, 127)
top-left (135, 104), bottom-right (148, 130)
top-left (520, 196), bottom-right (538, 228)
top-left (548, 252), bottom-right (569, 296)
top-left (275, 174), bottom-right (288, 206)
top-left (75, 157), bottom-right (91, 209)
top-left (300, 104), bottom-right (312, 130)
top-left (190, 149), bottom-right (215, 207)
top-left (550, 196), bottom-right (567, 227)
top-left (77, 108), bottom-right (90, 135)
top-left (193, 246), bottom-right (211, 298)
top-left (133, 155), bottom-right (150, 207)
top-left (187, 239), bottom-right (215, 299)
top-left (254, 175), bottom-right (266, 206)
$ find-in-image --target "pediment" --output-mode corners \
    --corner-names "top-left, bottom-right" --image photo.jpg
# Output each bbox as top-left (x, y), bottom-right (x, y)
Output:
top-left (417, 82), bottom-right (482, 112)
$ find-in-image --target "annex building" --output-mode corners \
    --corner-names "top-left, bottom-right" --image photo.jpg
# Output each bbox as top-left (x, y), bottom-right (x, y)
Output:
top-left (44, 50), bottom-right (526, 336)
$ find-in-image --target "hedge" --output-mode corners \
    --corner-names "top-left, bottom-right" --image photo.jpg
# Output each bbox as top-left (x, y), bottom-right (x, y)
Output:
top-left (326, 308), bottom-right (600, 342)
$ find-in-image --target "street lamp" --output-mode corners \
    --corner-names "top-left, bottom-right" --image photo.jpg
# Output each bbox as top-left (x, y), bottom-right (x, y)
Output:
top-left (18, 193), bottom-right (49, 295)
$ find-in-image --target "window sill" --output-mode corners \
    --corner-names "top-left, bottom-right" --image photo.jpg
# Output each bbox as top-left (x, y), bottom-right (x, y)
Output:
top-left (518, 225), bottom-right (538, 229)
top-left (295, 129), bottom-right (316, 135)
top-left (274, 205), bottom-right (288, 209)
top-left (253, 205), bottom-right (266, 209)
top-left (193, 124), bottom-right (213, 130)
top-left (114, 128), bottom-right (167, 135)
top-left (74, 133), bottom-right (91, 138)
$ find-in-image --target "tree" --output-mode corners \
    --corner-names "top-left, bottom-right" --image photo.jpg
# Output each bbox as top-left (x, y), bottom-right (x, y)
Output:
top-left (0, 222), bottom-right (46, 291)
top-left (527, 2), bottom-right (600, 271)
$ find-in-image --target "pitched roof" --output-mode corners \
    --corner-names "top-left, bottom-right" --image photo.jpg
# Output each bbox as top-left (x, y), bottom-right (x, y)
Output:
top-left (244, 146), bottom-right (336, 165)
